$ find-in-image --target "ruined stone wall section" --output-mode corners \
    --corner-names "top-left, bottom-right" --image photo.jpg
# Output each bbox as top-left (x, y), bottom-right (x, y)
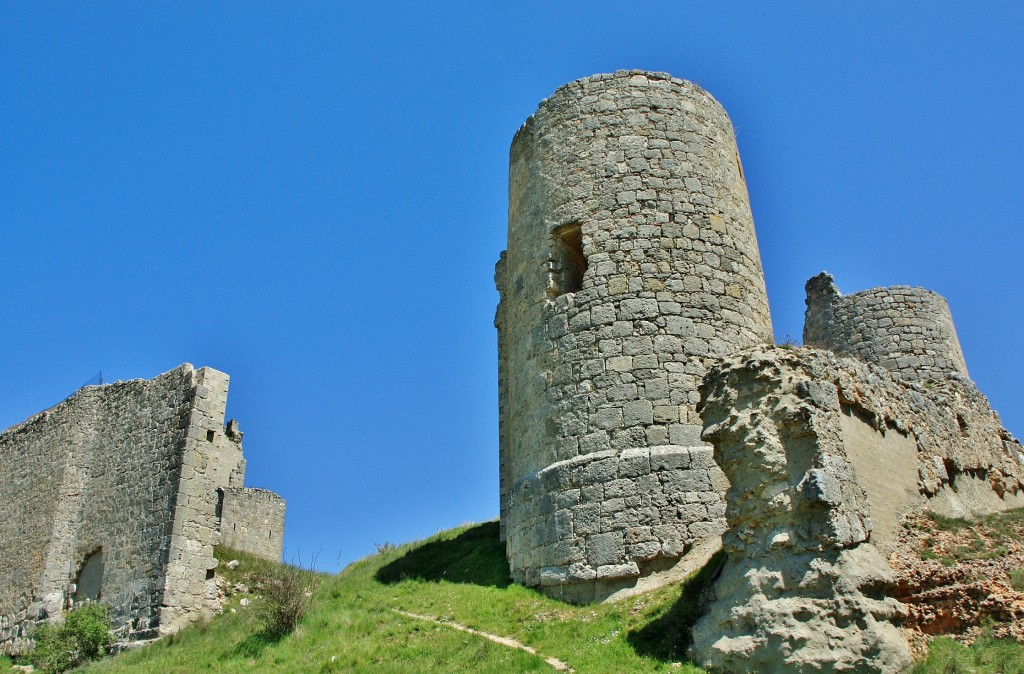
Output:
top-left (692, 345), bottom-right (1024, 671)
top-left (159, 367), bottom-right (246, 634)
top-left (0, 366), bottom-right (198, 653)
top-left (220, 488), bottom-right (286, 561)
top-left (0, 365), bottom-right (270, 655)
top-left (839, 409), bottom-right (920, 544)
top-left (804, 272), bottom-right (969, 382)
top-left (497, 70), bottom-right (773, 593)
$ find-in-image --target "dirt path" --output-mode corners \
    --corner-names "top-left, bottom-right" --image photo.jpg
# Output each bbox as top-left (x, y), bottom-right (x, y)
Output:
top-left (393, 609), bottom-right (573, 672)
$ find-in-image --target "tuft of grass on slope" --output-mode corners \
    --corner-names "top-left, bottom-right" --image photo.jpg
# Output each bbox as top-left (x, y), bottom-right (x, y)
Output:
top-left (912, 633), bottom-right (1024, 674)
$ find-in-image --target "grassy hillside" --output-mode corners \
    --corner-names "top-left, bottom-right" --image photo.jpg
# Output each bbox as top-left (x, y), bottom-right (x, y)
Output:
top-left (70, 522), bottom-right (711, 673)
top-left (8, 515), bottom-right (1024, 673)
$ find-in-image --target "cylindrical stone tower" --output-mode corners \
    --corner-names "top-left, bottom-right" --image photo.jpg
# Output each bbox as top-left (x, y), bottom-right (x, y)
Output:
top-left (495, 71), bottom-right (773, 600)
top-left (804, 272), bottom-right (969, 382)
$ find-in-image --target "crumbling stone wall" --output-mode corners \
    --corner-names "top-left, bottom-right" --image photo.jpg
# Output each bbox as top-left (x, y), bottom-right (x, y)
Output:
top-left (692, 346), bottom-right (914, 673)
top-left (0, 364), bottom-right (279, 654)
top-left (220, 487), bottom-right (286, 561)
top-left (496, 70), bottom-right (773, 599)
top-left (804, 272), bottom-right (969, 382)
top-left (691, 345), bottom-right (1024, 671)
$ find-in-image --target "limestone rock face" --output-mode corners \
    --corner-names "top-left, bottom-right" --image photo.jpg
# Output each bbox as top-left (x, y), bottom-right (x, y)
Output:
top-left (690, 346), bottom-right (913, 673)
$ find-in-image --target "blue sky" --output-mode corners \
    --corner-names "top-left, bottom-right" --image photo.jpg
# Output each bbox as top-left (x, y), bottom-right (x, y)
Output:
top-left (2, 3), bottom-right (1021, 571)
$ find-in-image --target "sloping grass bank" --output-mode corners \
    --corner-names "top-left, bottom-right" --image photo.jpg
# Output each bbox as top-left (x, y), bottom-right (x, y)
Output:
top-left (70, 522), bottom-right (708, 673)
top-left (8, 517), bottom-right (1024, 672)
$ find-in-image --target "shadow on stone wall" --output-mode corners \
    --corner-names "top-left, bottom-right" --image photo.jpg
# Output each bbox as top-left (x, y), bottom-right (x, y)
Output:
top-left (375, 522), bottom-right (512, 588)
top-left (626, 550), bottom-right (725, 662)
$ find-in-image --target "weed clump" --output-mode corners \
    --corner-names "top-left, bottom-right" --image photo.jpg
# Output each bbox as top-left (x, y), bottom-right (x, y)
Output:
top-left (255, 560), bottom-right (318, 637)
top-left (1010, 568), bottom-right (1024, 592)
top-left (30, 603), bottom-right (112, 673)
top-left (912, 632), bottom-right (1024, 673)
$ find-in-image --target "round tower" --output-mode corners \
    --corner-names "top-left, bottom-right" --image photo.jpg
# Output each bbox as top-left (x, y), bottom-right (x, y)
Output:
top-left (495, 71), bottom-right (773, 599)
top-left (803, 272), bottom-right (969, 383)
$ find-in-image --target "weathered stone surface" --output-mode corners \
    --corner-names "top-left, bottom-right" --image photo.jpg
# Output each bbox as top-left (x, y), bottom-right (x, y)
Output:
top-left (804, 272), bottom-right (969, 383)
top-left (496, 69), bottom-right (773, 598)
top-left (219, 488), bottom-right (286, 561)
top-left (690, 345), bottom-right (1024, 672)
top-left (0, 365), bottom-right (284, 655)
top-left (691, 347), bottom-right (915, 673)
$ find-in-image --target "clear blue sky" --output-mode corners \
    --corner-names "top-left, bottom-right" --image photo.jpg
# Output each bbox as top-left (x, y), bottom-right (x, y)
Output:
top-left (2, 3), bottom-right (1021, 571)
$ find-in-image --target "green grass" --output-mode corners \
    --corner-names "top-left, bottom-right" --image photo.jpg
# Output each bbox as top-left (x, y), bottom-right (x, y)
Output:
top-left (927, 508), bottom-right (1024, 563)
top-left (58, 522), bottom-right (708, 673)
top-left (931, 508), bottom-right (1024, 537)
top-left (1010, 568), bottom-right (1024, 592)
top-left (8, 517), bottom-right (1024, 672)
top-left (911, 634), bottom-right (1024, 673)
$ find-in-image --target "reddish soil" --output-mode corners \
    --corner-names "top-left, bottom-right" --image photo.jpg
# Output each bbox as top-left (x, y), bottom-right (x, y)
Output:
top-left (889, 512), bottom-right (1024, 649)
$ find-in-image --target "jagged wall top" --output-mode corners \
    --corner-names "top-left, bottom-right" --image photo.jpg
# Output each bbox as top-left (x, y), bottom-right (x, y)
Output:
top-left (804, 272), bottom-right (969, 382)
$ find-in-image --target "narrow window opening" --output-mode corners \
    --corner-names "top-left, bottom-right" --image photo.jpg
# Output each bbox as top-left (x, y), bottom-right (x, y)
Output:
top-left (551, 223), bottom-right (586, 296)
top-left (74, 549), bottom-right (104, 603)
top-left (207, 430), bottom-right (216, 442)
top-left (206, 568), bottom-right (216, 580)
top-left (215, 488), bottom-right (225, 523)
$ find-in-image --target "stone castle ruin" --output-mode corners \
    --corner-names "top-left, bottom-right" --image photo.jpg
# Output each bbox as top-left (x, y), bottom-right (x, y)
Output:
top-left (497, 71), bottom-right (1024, 671)
top-left (0, 364), bottom-right (285, 655)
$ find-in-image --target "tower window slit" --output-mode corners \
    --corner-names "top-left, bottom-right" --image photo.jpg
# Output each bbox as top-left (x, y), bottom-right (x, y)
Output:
top-left (552, 223), bottom-right (586, 296)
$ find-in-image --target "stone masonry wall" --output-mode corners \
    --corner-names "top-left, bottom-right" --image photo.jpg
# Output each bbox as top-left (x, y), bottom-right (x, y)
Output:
top-left (804, 272), bottom-right (969, 382)
top-left (158, 367), bottom-right (246, 635)
top-left (496, 70), bottom-right (773, 598)
top-left (0, 365), bottom-right (251, 654)
top-left (220, 488), bottom-right (286, 562)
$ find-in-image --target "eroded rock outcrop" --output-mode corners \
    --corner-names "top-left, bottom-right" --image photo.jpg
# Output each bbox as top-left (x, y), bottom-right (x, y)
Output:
top-left (691, 347), bottom-right (915, 673)
top-left (690, 344), bottom-right (1024, 671)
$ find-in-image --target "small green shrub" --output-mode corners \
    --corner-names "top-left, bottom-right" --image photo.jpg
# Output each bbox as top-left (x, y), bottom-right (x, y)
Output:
top-left (1010, 568), bottom-right (1024, 592)
top-left (931, 513), bottom-right (972, 532)
top-left (912, 633), bottom-right (1024, 673)
top-left (256, 561), bottom-right (318, 637)
top-left (777, 334), bottom-right (799, 350)
top-left (30, 603), bottom-right (112, 673)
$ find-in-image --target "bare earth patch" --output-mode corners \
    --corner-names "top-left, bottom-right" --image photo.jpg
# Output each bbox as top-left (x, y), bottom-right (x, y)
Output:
top-left (890, 511), bottom-right (1024, 651)
top-left (393, 609), bottom-right (574, 672)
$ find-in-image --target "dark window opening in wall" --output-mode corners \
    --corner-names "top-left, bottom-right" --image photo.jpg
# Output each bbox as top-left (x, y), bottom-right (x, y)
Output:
top-left (269, 529), bottom-right (273, 539)
top-left (74, 549), bottom-right (104, 603)
top-left (206, 568), bottom-right (216, 580)
top-left (215, 488), bottom-right (225, 523)
top-left (552, 223), bottom-right (586, 296)
top-left (207, 430), bottom-right (216, 442)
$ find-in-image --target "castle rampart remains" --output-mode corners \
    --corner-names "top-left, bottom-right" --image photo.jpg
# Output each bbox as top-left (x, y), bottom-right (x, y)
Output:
top-left (0, 365), bottom-right (285, 655)
top-left (219, 487), bottom-right (286, 560)
top-left (804, 272), bottom-right (969, 382)
top-left (498, 69), bottom-right (1024, 668)
top-left (495, 70), bottom-right (773, 600)
top-left (691, 345), bottom-right (1024, 671)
